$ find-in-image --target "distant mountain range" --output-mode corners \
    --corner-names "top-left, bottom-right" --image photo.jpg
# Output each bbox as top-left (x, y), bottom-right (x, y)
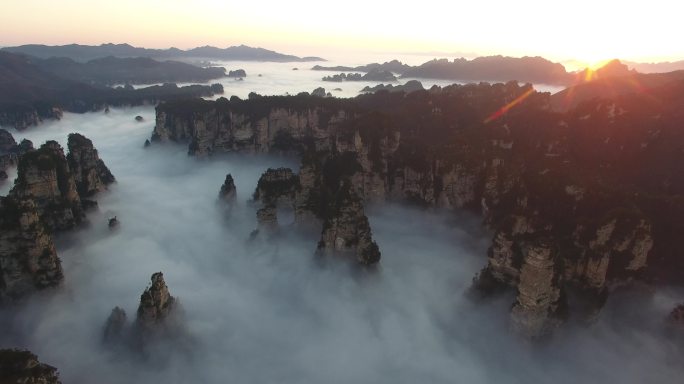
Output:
top-left (313, 56), bottom-right (684, 86)
top-left (27, 56), bottom-right (226, 85)
top-left (314, 56), bottom-right (573, 85)
top-left (1, 43), bottom-right (326, 62)
top-left (624, 60), bottom-right (684, 74)
top-left (0, 51), bottom-right (224, 129)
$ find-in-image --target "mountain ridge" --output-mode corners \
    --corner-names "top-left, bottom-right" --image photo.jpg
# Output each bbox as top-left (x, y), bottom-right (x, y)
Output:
top-left (1, 43), bottom-right (326, 62)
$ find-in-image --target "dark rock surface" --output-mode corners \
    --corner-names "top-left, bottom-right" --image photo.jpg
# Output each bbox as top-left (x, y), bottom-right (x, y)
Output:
top-left (10, 141), bottom-right (84, 231)
top-left (218, 174), bottom-right (237, 205)
top-left (136, 272), bottom-right (177, 332)
top-left (361, 80), bottom-right (424, 94)
top-left (1, 134), bottom-right (112, 301)
top-left (228, 69), bottom-right (247, 78)
top-left (322, 69), bottom-right (397, 82)
top-left (0, 349), bottom-right (61, 384)
top-left (103, 306), bottom-right (128, 343)
top-left (0, 196), bottom-right (63, 302)
top-left (67, 133), bottom-right (115, 197)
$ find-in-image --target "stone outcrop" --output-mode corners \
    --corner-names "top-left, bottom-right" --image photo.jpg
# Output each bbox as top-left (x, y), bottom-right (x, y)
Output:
top-left (0, 128), bottom-right (16, 152)
top-left (252, 168), bottom-right (299, 230)
top-left (152, 97), bottom-right (351, 157)
top-left (669, 304), bottom-right (684, 327)
top-left (103, 306), bottom-right (128, 343)
top-left (250, 160), bottom-right (381, 265)
top-left (0, 134), bottom-right (112, 301)
top-left (218, 173), bottom-right (237, 205)
top-left (316, 181), bottom-right (381, 265)
top-left (509, 240), bottom-right (566, 339)
top-left (9, 141), bottom-right (83, 231)
top-left (136, 272), bottom-right (177, 331)
top-left (0, 130), bottom-right (32, 178)
top-left (0, 108), bottom-right (63, 131)
top-left (66, 133), bottom-right (115, 197)
top-left (0, 129), bottom-right (18, 178)
top-left (228, 69), bottom-right (247, 78)
top-left (0, 196), bottom-right (63, 302)
top-left (0, 349), bottom-right (61, 384)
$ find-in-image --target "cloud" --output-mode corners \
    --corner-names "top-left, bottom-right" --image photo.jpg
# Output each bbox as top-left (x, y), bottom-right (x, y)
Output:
top-left (0, 107), bottom-right (682, 383)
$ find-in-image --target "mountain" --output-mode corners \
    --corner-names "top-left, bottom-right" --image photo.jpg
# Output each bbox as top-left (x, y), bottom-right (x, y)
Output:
top-left (314, 56), bottom-right (574, 85)
top-left (551, 65), bottom-right (684, 111)
top-left (0, 51), bottom-right (223, 129)
top-left (28, 56), bottom-right (226, 85)
top-left (625, 59), bottom-right (684, 73)
top-left (401, 56), bottom-right (573, 85)
top-left (1, 43), bottom-right (325, 62)
top-left (312, 59), bottom-right (411, 73)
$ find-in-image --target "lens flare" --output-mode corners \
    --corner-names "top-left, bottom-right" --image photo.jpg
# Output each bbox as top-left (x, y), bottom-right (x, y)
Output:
top-left (484, 87), bottom-right (535, 123)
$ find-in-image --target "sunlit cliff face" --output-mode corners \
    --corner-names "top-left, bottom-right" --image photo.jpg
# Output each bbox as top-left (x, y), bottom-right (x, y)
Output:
top-left (0, 107), bottom-right (682, 383)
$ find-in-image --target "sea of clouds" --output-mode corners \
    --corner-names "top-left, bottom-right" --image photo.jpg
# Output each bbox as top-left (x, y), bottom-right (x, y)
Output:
top-left (0, 107), bottom-right (682, 383)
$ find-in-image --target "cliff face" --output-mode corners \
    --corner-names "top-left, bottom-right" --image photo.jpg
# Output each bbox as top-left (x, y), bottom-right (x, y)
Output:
top-left (218, 173), bottom-right (236, 206)
top-left (154, 81), bottom-right (684, 335)
top-left (66, 133), bottom-right (115, 197)
top-left (0, 349), bottom-right (62, 384)
top-left (136, 272), bottom-right (177, 331)
top-left (0, 108), bottom-right (63, 131)
top-left (153, 98), bottom-right (350, 157)
top-left (251, 163), bottom-right (382, 265)
top-left (252, 168), bottom-right (300, 230)
top-left (0, 196), bottom-right (63, 302)
top-left (1, 134), bottom-right (113, 302)
top-left (509, 240), bottom-right (566, 339)
top-left (10, 141), bottom-right (83, 231)
top-left (316, 181), bottom-right (381, 265)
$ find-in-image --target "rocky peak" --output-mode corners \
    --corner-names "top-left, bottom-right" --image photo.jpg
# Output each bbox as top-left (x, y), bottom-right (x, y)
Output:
top-left (10, 141), bottom-right (83, 231)
top-left (0, 196), bottom-right (63, 302)
top-left (218, 173), bottom-right (237, 205)
top-left (0, 349), bottom-right (61, 384)
top-left (0, 128), bottom-right (17, 152)
top-left (136, 272), bottom-right (176, 329)
top-left (253, 168), bottom-right (299, 230)
top-left (66, 133), bottom-right (115, 197)
top-left (317, 181), bottom-right (381, 265)
top-left (103, 306), bottom-right (128, 343)
top-left (509, 239), bottom-right (566, 339)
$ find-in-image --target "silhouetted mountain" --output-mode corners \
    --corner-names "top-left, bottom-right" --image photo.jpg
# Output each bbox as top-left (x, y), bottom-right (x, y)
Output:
top-left (361, 80), bottom-right (424, 93)
top-left (312, 59), bottom-right (411, 73)
top-left (28, 56), bottom-right (226, 85)
top-left (551, 70), bottom-right (684, 111)
top-left (401, 56), bottom-right (572, 84)
top-left (572, 59), bottom-right (634, 83)
top-left (315, 56), bottom-right (573, 85)
top-left (2, 43), bottom-right (325, 62)
top-left (0, 52), bottom-right (223, 129)
top-left (322, 69), bottom-right (397, 82)
top-left (625, 59), bottom-right (684, 73)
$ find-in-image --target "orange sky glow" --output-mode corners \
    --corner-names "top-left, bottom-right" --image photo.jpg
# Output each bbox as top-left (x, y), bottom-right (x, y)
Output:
top-left (1, 0), bottom-right (682, 67)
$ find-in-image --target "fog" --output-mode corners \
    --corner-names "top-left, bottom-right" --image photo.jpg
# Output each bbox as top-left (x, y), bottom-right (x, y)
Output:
top-left (1, 107), bottom-right (683, 383)
top-left (126, 59), bottom-right (565, 98)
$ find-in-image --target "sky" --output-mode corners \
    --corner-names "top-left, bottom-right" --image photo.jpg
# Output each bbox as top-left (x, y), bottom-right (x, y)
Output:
top-left (1, 0), bottom-right (683, 65)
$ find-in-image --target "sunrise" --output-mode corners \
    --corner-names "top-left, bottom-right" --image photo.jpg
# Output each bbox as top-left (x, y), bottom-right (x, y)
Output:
top-left (1, 0), bottom-right (683, 383)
